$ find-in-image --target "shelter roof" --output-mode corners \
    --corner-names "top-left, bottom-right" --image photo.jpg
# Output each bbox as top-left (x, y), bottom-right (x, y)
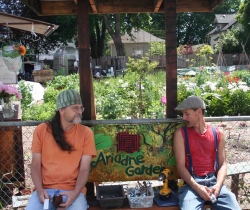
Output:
top-left (21, 0), bottom-right (224, 15)
top-left (214, 14), bottom-right (235, 24)
top-left (0, 11), bottom-right (58, 36)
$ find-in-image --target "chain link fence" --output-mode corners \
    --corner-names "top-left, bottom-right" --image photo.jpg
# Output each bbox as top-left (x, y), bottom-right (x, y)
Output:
top-left (0, 117), bottom-right (249, 209)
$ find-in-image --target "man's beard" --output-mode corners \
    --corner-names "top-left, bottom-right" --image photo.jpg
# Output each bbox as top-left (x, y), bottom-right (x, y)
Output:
top-left (68, 115), bottom-right (81, 124)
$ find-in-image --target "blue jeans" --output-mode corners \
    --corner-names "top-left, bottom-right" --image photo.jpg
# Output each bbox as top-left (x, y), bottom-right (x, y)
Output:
top-left (25, 189), bottom-right (88, 210)
top-left (178, 174), bottom-right (241, 210)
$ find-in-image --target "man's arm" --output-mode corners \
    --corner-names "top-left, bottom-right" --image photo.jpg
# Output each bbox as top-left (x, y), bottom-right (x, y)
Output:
top-left (211, 130), bottom-right (227, 197)
top-left (173, 128), bottom-right (211, 201)
top-left (60, 155), bottom-right (92, 208)
top-left (30, 152), bottom-right (48, 202)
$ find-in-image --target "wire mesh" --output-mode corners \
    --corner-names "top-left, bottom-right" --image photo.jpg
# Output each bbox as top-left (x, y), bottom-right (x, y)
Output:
top-left (0, 118), bottom-right (249, 209)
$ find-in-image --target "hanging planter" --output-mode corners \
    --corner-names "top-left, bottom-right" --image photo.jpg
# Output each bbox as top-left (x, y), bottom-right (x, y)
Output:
top-left (1, 42), bottom-right (26, 74)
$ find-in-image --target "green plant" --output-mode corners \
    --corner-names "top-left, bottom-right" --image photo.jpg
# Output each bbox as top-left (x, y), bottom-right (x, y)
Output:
top-left (18, 80), bottom-right (33, 110)
top-left (53, 67), bottom-right (66, 76)
top-left (149, 41), bottom-right (166, 55)
top-left (126, 56), bottom-right (159, 118)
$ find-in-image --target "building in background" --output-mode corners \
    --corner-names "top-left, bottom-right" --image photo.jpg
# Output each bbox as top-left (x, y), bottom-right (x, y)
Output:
top-left (207, 14), bottom-right (242, 49)
top-left (108, 28), bottom-right (165, 57)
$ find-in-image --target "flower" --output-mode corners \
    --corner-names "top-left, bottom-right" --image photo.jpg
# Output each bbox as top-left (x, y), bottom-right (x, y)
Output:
top-left (0, 83), bottom-right (22, 102)
top-left (161, 96), bottom-right (167, 104)
top-left (19, 45), bottom-right (26, 56)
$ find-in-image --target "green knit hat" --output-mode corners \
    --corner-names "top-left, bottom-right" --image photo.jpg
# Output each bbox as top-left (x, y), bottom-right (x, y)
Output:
top-left (56, 89), bottom-right (82, 110)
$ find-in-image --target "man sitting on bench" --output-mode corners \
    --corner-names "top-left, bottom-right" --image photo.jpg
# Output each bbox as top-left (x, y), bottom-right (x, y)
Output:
top-left (174, 96), bottom-right (240, 210)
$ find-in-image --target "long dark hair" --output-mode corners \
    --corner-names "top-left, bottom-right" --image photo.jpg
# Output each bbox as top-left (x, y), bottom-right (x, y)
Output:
top-left (46, 111), bottom-right (75, 153)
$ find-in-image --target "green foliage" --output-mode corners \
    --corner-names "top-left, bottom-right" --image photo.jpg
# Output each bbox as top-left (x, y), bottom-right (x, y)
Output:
top-left (126, 56), bottom-right (159, 80)
top-left (21, 74), bottom-right (80, 121)
top-left (53, 67), bottom-right (66, 77)
top-left (18, 80), bottom-right (33, 110)
top-left (214, 27), bottom-right (243, 54)
top-left (192, 45), bottom-right (214, 66)
top-left (195, 67), bottom-right (209, 86)
top-left (126, 57), bottom-right (159, 118)
top-left (231, 70), bottom-right (250, 85)
top-left (149, 42), bottom-right (165, 55)
top-left (22, 102), bottom-right (56, 121)
top-left (21, 67), bottom-right (250, 120)
top-left (237, 0), bottom-right (250, 34)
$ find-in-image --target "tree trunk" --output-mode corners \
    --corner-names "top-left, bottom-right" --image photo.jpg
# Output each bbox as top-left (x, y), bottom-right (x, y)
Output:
top-left (90, 32), bottom-right (98, 59)
top-left (97, 16), bottom-right (106, 57)
top-left (89, 15), bottom-right (106, 59)
top-left (103, 14), bottom-right (126, 56)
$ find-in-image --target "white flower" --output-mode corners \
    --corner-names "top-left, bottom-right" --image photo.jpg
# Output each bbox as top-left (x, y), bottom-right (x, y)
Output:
top-left (121, 82), bottom-right (128, 88)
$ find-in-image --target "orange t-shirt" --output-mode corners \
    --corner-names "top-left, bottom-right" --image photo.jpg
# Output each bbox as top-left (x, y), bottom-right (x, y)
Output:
top-left (32, 123), bottom-right (96, 195)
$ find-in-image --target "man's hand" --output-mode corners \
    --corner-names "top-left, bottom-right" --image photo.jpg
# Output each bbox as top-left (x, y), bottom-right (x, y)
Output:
top-left (37, 189), bottom-right (49, 203)
top-left (195, 184), bottom-right (213, 201)
top-left (58, 191), bottom-right (78, 209)
top-left (209, 183), bottom-right (222, 198)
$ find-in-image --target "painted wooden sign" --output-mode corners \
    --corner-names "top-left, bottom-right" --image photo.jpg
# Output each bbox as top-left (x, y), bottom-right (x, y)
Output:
top-left (89, 122), bottom-right (181, 182)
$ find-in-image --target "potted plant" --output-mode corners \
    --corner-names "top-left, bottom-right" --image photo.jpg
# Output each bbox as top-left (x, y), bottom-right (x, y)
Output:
top-left (0, 82), bottom-right (22, 118)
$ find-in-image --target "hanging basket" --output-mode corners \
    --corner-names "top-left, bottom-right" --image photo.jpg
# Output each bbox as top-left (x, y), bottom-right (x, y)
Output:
top-left (1, 42), bottom-right (25, 74)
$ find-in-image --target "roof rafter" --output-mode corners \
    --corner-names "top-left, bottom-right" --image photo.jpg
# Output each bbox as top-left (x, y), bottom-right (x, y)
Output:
top-left (22, 0), bottom-right (225, 16)
top-left (89, 0), bottom-right (98, 13)
top-left (154, 0), bottom-right (163, 12)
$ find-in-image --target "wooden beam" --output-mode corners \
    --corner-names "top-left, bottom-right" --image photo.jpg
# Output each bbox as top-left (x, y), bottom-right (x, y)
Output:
top-left (22, 0), bottom-right (41, 15)
top-left (210, 0), bottom-right (224, 11)
top-left (89, 0), bottom-right (98, 13)
top-left (77, 0), bottom-right (93, 120)
top-left (37, 0), bottom-right (219, 15)
top-left (40, 1), bottom-right (77, 15)
top-left (154, 0), bottom-right (163, 12)
top-left (176, 0), bottom-right (210, 12)
top-left (165, 0), bottom-right (177, 118)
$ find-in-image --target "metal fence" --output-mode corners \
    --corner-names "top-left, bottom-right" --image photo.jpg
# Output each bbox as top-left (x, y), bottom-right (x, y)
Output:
top-left (0, 117), bottom-right (250, 209)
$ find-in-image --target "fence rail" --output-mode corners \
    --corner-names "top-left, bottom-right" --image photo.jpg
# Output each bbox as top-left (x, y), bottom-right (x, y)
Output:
top-left (91, 54), bottom-right (250, 70)
top-left (0, 117), bottom-right (249, 209)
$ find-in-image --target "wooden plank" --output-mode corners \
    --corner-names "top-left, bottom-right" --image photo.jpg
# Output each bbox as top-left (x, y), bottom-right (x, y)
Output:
top-left (88, 202), bottom-right (213, 210)
top-left (38, 0), bottom-right (219, 15)
top-left (231, 174), bottom-right (239, 199)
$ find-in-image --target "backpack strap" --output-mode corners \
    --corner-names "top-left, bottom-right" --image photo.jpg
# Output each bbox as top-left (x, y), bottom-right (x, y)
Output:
top-left (182, 127), bottom-right (194, 175)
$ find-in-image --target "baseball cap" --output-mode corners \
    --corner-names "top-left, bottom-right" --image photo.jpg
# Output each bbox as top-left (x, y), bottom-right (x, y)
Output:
top-left (175, 96), bottom-right (206, 111)
top-left (56, 89), bottom-right (82, 110)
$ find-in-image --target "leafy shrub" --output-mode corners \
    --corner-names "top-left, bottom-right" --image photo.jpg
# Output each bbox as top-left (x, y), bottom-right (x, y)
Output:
top-left (21, 68), bottom-right (250, 120)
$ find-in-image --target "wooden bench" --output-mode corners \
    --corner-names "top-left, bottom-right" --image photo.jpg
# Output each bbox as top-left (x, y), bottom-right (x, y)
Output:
top-left (227, 161), bottom-right (250, 199)
top-left (87, 162), bottom-right (250, 210)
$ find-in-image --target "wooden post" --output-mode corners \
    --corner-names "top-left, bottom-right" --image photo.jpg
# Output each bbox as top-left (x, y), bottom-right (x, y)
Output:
top-left (165, 0), bottom-right (177, 118)
top-left (77, 0), bottom-right (96, 120)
